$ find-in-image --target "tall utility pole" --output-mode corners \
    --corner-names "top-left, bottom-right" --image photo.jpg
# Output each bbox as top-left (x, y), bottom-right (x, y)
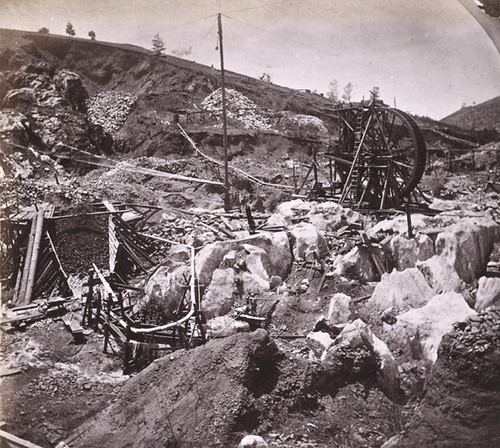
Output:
top-left (217, 13), bottom-right (230, 211)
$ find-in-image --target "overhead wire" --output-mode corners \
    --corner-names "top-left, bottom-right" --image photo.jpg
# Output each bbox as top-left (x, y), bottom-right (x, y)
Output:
top-left (218, 0), bottom-right (295, 15)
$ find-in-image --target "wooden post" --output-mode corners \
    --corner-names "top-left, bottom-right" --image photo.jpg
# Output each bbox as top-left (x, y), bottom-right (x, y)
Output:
top-left (124, 325), bottom-right (131, 375)
top-left (406, 201), bottom-right (413, 239)
top-left (24, 210), bottom-right (45, 304)
top-left (103, 293), bottom-right (111, 354)
top-left (118, 291), bottom-right (125, 318)
top-left (83, 270), bottom-right (94, 325)
top-left (218, 13), bottom-right (230, 212)
top-left (94, 290), bottom-right (101, 332)
top-left (292, 165), bottom-right (297, 193)
top-left (17, 213), bottom-right (38, 304)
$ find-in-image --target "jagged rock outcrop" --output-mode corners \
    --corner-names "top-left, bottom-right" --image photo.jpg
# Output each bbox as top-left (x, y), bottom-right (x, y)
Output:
top-left (368, 268), bottom-right (434, 312)
top-left (54, 69), bottom-right (89, 112)
top-left (435, 216), bottom-right (499, 283)
top-left (416, 255), bottom-right (464, 294)
top-left (387, 292), bottom-right (476, 362)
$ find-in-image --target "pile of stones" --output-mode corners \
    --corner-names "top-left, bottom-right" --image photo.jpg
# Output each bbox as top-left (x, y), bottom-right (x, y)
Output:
top-left (450, 307), bottom-right (500, 355)
top-left (86, 91), bottom-right (136, 135)
top-left (201, 88), bottom-right (272, 131)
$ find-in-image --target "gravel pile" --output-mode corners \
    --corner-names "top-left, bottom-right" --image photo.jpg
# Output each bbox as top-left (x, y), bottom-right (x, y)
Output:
top-left (202, 88), bottom-right (272, 131)
top-left (276, 111), bottom-right (328, 138)
top-left (86, 91), bottom-right (136, 135)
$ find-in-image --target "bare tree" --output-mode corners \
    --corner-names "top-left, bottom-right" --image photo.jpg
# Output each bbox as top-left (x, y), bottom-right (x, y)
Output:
top-left (370, 86), bottom-right (380, 101)
top-left (66, 22), bottom-right (76, 37)
top-left (327, 79), bottom-right (339, 102)
top-left (152, 33), bottom-right (165, 56)
top-left (88, 30), bottom-right (96, 40)
top-left (342, 82), bottom-right (354, 102)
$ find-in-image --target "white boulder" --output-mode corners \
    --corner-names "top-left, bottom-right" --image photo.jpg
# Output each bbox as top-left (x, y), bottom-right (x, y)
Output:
top-left (327, 293), bottom-right (352, 324)
top-left (205, 315), bottom-right (251, 338)
top-left (289, 222), bottom-right (328, 260)
top-left (416, 255), bottom-right (464, 294)
top-left (238, 435), bottom-right (268, 448)
top-left (475, 276), bottom-right (500, 311)
top-left (368, 268), bottom-right (434, 312)
top-left (435, 217), bottom-right (499, 283)
top-left (332, 246), bottom-right (378, 282)
top-left (202, 268), bottom-right (237, 319)
top-left (392, 292), bottom-right (477, 362)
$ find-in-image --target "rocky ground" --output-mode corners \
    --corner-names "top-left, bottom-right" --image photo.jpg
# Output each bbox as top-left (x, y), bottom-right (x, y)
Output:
top-left (1, 28), bottom-right (500, 448)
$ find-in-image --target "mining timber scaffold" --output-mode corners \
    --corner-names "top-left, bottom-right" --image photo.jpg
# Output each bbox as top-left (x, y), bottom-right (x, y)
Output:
top-left (305, 99), bottom-right (427, 209)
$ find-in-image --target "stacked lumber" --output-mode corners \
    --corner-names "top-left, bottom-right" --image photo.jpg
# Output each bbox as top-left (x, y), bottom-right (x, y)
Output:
top-left (11, 206), bottom-right (71, 306)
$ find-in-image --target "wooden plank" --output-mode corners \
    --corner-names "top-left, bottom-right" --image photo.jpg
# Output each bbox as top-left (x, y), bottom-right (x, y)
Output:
top-left (92, 263), bottom-right (117, 301)
top-left (0, 312), bottom-right (44, 325)
top-left (0, 428), bottom-right (44, 448)
top-left (62, 317), bottom-right (83, 335)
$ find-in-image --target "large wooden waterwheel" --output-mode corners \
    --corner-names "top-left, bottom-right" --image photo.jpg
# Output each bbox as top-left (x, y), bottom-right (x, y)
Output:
top-left (331, 102), bottom-right (427, 208)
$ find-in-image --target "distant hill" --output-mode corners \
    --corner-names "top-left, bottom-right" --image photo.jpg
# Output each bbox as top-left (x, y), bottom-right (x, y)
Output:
top-left (441, 95), bottom-right (500, 132)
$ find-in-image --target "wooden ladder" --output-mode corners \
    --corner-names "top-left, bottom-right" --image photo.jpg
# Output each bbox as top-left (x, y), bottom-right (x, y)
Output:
top-left (340, 112), bottom-right (366, 204)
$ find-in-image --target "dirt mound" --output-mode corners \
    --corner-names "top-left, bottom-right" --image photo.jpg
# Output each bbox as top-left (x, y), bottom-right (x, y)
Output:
top-left (69, 329), bottom-right (278, 447)
top-left (69, 326), bottom-right (406, 448)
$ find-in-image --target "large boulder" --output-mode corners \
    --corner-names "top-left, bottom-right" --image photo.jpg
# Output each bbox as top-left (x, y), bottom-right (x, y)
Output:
top-left (54, 70), bottom-right (89, 112)
top-left (435, 217), bottom-right (499, 283)
top-left (368, 214), bottom-right (429, 237)
top-left (416, 234), bottom-right (435, 261)
top-left (243, 244), bottom-right (270, 281)
top-left (140, 263), bottom-right (188, 319)
top-left (327, 293), bottom-right (353, 325)
top-left (267, 199), bottom-right (311, 227)
top-left (416, 255), bottom-right (464, 294)
top-left (384, 235), bottom-right (417, 270)
top-left (248, 231), bottom-right (292, 280)
top-left (306, 201), bottom-right (366, 232)
top-left (195, 240), bottom-right (233, 286)
top-left (289, 222), bottom-right (328, 260)
top-left (195, 233), bottom-right (292, 287)
top-left (390, 292), bottom-right (477, 362)
top-left (368, 268), bottom-right (434, 312)
top-left (475, 276), bottom-right (500, 311)
top-left (205, 315), bottom-right (251, 337)
top-left (326, 319), bottom-right (401, 398)
top-left (238, 435), bottom-right (268, 448)
top-left (201, 268), bottom-right (238, 319)
top-left (332, 245), bottom-right (378, 282)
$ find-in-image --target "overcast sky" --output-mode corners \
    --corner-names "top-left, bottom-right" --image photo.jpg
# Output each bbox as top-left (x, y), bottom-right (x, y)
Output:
top-left (0, 0), bottom-right (499, 119)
